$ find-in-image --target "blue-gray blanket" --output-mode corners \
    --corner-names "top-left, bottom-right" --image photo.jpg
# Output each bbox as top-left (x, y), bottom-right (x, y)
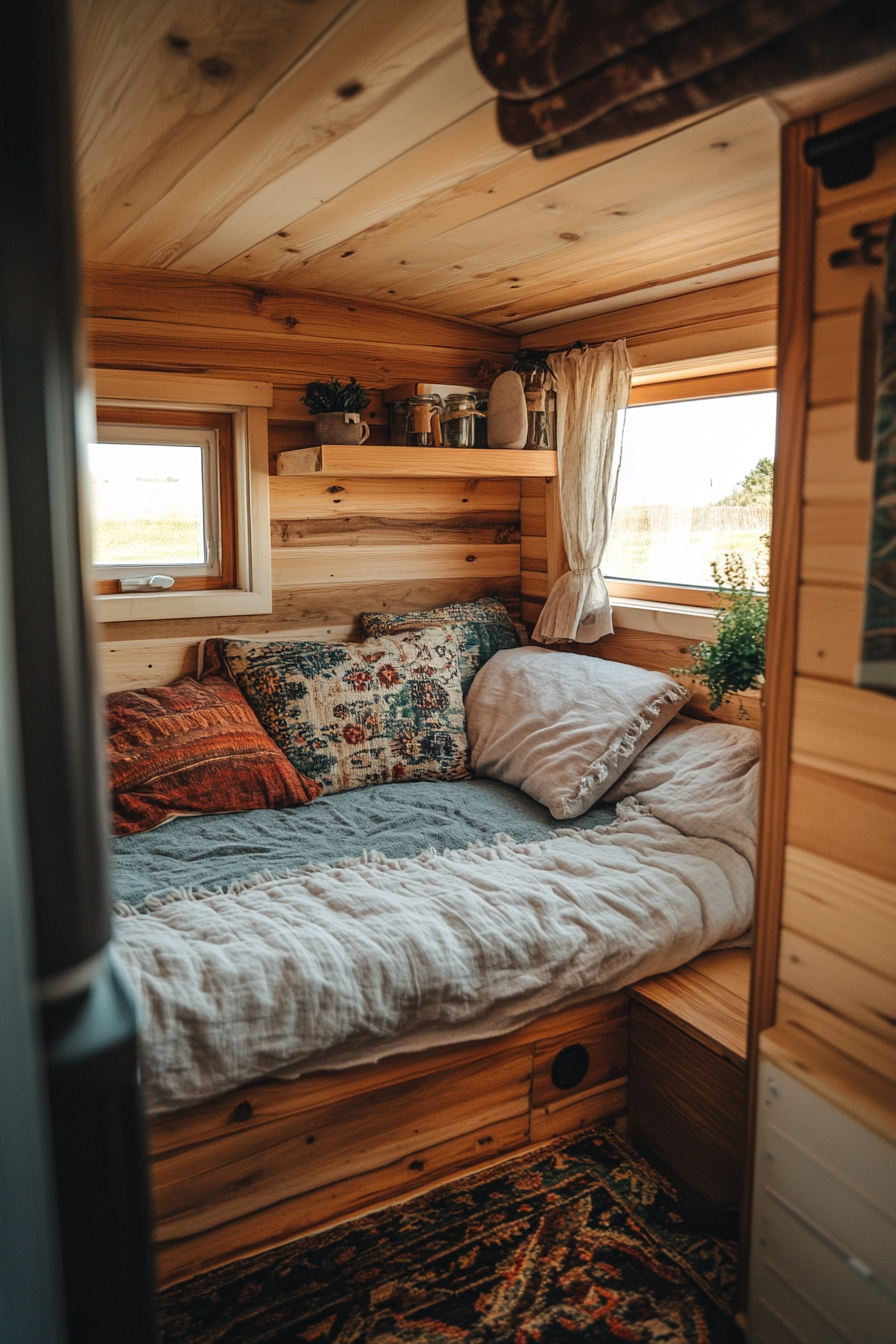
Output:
top-left (109, 778), bottom-right (617, 910)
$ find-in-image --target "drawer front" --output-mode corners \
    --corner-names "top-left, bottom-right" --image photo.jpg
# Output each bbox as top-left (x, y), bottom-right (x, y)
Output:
top-left (628, 1000), bottom-right (746, 1204)
top-left (749, 1061), bottom-right (896, 1344)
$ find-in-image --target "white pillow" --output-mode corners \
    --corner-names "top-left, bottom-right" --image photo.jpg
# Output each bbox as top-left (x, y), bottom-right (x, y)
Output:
top-left (465, 646), bottom-right (690, 819)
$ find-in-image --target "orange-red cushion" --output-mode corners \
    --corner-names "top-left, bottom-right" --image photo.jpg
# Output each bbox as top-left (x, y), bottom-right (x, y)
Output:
top-left (106, 675), bottom-right (322, 836)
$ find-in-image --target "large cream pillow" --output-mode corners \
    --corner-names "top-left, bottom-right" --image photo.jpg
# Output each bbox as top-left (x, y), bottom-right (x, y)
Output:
top-left (465, 647), bottom-right (690, 819)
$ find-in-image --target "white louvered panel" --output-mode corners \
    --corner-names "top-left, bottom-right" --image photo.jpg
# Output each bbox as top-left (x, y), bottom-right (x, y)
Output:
top-left (751, 1274), bottom-right (855, 1344)
top-left (749, 1061), bottom-right (896, 1344)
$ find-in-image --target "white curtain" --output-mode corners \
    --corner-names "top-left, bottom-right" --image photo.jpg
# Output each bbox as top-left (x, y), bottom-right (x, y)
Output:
top-left (533, 339), bottom-right (632, 645)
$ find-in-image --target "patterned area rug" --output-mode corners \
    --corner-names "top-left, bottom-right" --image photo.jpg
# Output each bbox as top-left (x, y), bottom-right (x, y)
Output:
top-left (157, 1126), bottom-right (740, 1343)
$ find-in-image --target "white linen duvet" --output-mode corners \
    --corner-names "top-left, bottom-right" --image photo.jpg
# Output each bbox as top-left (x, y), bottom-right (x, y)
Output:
top-left (114, 717), bottom-right (758, 1114)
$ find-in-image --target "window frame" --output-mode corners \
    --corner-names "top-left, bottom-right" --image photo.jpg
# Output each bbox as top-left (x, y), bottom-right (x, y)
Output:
top-left (606, 365), bottom-right (777, 611)
top-left (91, 410), bottom-right (229, 588)
top-left (91, 370), bottom-right (272, 622)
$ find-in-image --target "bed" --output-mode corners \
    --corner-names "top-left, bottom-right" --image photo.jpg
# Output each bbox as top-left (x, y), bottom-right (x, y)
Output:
top-left (110, 713), bottom-right (757, 1286)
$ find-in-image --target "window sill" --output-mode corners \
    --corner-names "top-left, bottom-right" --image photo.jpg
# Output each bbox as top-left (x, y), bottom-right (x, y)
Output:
top-left (610, 596), bottom-right (716, 642)
top-left (94, 588), bottom-right (272, 622)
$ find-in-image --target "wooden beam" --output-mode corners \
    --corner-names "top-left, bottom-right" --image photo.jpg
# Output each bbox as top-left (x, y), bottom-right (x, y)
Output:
top-left (520, 274), bottom-right (777, 351)
top-left (741, 113), bottom-right (816, 1306)
top-left (83, 263), bottom-right (518, 356)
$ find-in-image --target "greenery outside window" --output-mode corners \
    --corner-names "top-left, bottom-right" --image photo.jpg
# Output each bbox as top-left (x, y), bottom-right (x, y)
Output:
top-left (603, 389), bottom-right (776, 604)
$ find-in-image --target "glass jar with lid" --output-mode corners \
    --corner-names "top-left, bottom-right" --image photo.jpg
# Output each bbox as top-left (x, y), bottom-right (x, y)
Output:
top-left (388, 399), bottom-right (409, 445)
top-left (474, 397), bottom-right (489, 445)
top-left (441, 393), bottom-right (479, 448)
top-left (406, 393), bottom-right (443, 447)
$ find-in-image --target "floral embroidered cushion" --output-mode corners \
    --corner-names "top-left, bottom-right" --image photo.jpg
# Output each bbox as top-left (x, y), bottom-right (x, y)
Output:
top-left (359, 597), bottom-right (521, 695)
top-left (106, 675), bottom-right (322, 836)
top-left (203, 629), bottom-right (470, 795)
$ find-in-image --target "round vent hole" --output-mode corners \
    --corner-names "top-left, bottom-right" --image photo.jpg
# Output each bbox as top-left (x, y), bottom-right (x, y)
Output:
top-left (551, 1043), bottom-right (589, 1090)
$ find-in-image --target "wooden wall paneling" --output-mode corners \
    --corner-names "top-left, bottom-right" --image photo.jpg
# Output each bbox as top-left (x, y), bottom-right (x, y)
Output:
top-left (271, 542), bottom-right (520, 588)
top-left (740, 114), bottom-right (816, 1304)
top-left (781, 846), bottom-right (896, 982)
top-left (808, 310), bottom-right (862, 405)
top-left (800, 504), bottom-right (870, 587)
top-left (271, 475), bottom-right (520, 520)
top-left (774, 985), bottom-right (896, 1084)
top-left (97, 575), bottom-right (522, 650)
top-left (83, 264), bottom-right (517, 355)
top-left (519, 274), bottom-right (777, 352)
top-left (87, 317), bottom-right (512, 388)
top-left (796, 583), bottom-right (864, 682)
top-left (778, 929), bottom-right (896, 1059)
top-left (791, 676), bottom-right (896, 791)
top-left (93, 367), bottom-right (273, 406)
top-left (544, 478), bottom-right (569, 592)
top-left (787, 765), bottom-right (896, 886)
top-left (802, 401), bottom-right (872, 502)
top-left (813, 189), bottom-right (896, 316)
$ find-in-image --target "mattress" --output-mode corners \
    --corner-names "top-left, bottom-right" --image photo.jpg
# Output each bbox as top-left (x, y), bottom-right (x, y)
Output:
top-left (109, 778), bottom-right (618, 911)
top-left (112, 718), bottom-right (759, 1114)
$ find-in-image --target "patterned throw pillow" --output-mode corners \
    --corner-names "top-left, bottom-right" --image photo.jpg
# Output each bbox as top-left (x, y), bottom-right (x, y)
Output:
top-left (203, 629), bottom-right (470, 796)
top-left (360, 597), bottom-right (521, 695)
top-left (106, 676), bottom-right (322, 836)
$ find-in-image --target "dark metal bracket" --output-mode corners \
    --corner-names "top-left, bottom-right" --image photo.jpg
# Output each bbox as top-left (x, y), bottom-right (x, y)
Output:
top-left (803, 105), bottom-right (896, 190)
top-left (829, 221), bottom-right (886, 269)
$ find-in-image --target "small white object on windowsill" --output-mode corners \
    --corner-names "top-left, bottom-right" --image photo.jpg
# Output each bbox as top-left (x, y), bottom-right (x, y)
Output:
top-left (119, 575), bottom-right (176, 593)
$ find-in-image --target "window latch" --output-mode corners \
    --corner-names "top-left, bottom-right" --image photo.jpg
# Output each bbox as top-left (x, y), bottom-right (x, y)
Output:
top-left (119, 575), bottom-right (175, 592)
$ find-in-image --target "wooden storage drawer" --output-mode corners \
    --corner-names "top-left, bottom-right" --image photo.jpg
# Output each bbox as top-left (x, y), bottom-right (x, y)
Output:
top-left (628, 999), bottom-right (746, 1204)
top-left (749, 1057), bottom-right (896, 1344)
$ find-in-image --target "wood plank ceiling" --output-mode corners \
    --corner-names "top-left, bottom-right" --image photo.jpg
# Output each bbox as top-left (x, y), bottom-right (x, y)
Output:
top-left (73, 0), bottom-right (783, 335)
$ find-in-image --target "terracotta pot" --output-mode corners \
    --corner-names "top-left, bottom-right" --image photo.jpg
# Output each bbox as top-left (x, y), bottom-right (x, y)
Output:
top-left (314, 411), bottom-right (370, 445)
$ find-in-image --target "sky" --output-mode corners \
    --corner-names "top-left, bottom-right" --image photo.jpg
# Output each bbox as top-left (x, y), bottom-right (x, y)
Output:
top-left (613, 390), bottom-right (777, 508)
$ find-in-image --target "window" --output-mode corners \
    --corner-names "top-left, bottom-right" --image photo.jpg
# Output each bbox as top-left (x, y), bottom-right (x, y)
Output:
top-left (90, 410), bottom-right (233, 591)
top-left (603, 390), bottom-right (776, 595)
top-left (90, 370), bottom-right (272, 621)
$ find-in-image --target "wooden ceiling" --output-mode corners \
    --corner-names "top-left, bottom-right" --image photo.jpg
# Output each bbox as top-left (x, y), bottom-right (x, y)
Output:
top-left (74, 0), bottom-right (785, 335)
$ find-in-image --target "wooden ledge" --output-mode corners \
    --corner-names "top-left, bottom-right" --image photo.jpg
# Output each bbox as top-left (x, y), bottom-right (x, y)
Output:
top-left (628, 948), bottom-right (750, 1067)
top-left (277, 446), bottom-right (558, 478)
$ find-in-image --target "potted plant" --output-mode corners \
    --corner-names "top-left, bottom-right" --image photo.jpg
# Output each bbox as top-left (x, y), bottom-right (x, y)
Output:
top-left (301, 377), bottom-right (372, 445)
top-left (675, 538), bottom-right (769, 718)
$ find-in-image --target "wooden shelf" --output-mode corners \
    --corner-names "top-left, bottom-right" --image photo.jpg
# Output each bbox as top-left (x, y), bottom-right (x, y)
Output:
top-left (277, 445), bottom-right (558, 478)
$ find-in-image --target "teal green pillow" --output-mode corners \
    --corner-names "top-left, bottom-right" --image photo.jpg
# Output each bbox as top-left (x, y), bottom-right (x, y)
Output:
top-left (360, 597), bottom-right (521, 694)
